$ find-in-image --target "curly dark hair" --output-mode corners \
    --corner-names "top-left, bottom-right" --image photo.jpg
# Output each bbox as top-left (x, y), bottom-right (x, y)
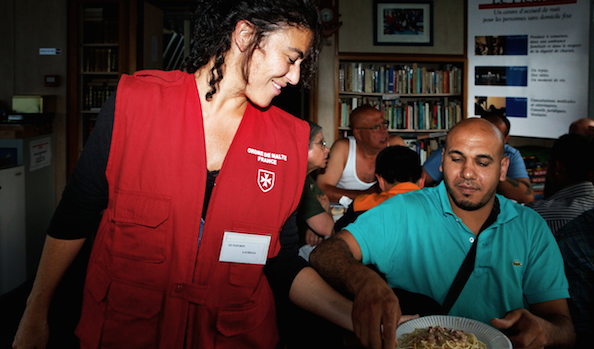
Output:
top-left (182, 0), bottom-right (322, 101)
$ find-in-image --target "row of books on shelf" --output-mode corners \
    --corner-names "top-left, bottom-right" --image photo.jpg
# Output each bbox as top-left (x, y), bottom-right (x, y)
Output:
top-left (339, 62), bottom-right (462, 95)
top-left (83, 81), bottom-right (117, 110)
top-left (405, 138), bottom-right (443, 166)
top-left (83, 19), bottom-right (119, 44)
top-left (83, 48), bottom-right (119, 73)
top-left (338, 129), bottom-right (444, 166)
top-left (524, 155), bottom-right (547, 200)
top-left (339, 97), bottom-right (462, 131)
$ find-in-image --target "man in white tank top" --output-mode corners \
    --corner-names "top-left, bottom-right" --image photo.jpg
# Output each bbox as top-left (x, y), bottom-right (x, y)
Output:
top-left (317, 105), bottom-right (404, 202)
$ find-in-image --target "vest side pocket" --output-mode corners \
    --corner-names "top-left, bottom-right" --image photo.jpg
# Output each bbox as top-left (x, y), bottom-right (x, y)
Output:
top-left (110, 190), bottom-right (171, 263)
top-left (76, 263), bottom-right (111, 347)
top-left (101, 280), bottom-right (164, 348)
top-left (215, 291), bottom-right (274, 337)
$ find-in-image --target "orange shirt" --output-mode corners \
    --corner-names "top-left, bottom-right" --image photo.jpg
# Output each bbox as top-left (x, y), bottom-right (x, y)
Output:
top-left (353, 182), bottom-right (421, 212)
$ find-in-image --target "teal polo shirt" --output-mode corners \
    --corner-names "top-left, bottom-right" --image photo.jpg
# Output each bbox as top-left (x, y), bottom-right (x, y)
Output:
top-left (345, 182), bottom-right (569, 324)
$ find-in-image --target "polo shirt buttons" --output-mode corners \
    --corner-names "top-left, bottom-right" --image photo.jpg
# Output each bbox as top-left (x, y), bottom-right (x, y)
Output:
top-left (175, 284), bottom-right (184, 293)
top-left (469, 237), bottom-right (475, 243)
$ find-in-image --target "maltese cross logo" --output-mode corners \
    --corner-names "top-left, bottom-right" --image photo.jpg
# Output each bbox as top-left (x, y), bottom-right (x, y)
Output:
top-left (258, 169), bottom-right (275, 193)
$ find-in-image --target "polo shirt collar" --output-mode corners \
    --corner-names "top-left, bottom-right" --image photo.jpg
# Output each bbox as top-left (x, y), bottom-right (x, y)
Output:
top-left (437, 181), bottom-right (518, 229)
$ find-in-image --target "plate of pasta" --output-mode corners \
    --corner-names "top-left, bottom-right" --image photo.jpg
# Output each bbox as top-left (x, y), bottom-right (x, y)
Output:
top-left (396, 315), bottom-right (512, 349)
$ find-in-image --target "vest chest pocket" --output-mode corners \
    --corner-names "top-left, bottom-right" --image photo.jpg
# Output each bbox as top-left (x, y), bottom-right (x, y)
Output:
top-left (227, 222), bottom-right (281, 288)
top-left (109, 190), bottom-right (171, 263)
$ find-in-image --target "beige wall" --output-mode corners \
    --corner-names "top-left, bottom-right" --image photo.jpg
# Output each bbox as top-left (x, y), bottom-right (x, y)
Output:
top-left (316, 36), bottom-right (338, 145)
top-left (1, 0), bottom-right (68, 203)
top-left (317, 0), bottom-right (466, 144)
top-left (338, 0), bottom-right (464, 54)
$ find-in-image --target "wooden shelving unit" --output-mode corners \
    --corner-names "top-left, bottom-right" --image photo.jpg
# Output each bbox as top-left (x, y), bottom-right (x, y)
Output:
top-left (334, 53), bottom-right (467, 141)
top-left (67, 0), bottom-right (135, 175)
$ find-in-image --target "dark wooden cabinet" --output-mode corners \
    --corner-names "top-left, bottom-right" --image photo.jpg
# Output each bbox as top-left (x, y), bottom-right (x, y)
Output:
top-left (67, 0), bottom-right (136, 175)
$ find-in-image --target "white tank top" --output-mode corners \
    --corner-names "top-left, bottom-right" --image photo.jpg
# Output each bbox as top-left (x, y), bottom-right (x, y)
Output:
top-left (336, 136), bottom-right (376, 190)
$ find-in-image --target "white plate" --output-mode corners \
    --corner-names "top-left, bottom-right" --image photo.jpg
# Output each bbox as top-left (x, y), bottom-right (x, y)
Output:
top-left (396, 315), bottom-right (512, 349)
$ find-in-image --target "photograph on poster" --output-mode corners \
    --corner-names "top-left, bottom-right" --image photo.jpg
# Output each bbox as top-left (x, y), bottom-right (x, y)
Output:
top-left (475, 96), bottom-right (528, 118)
top-left (475, 66), bottom-right (528, 86)
top-left (373, 1), bottom-right (433, 46)
top-left (475, 35), bottom-right (528, 56)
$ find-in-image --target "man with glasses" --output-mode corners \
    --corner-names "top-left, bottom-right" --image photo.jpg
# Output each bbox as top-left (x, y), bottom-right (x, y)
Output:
top-left (317, 104), bottom-right (404, 203)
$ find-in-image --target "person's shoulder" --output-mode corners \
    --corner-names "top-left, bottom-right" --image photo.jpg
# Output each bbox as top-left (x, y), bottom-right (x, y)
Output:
top-left (557, 207), bottom-right (594, 238)
top-left (258, 105), bottom-right (309, 130)
top-left (329, 137), bottom-right (350, 153)
top-left (333, 137), bottom-right (350, 146)
top-left (497, 198), bottom-right (559, 247)
top-left (501, 196), bottom-right (549, 226)
top-left (504, 144), bottom-right (523, 157)
top-left (125, 69), bottom-right (189, 86)
top-left (388, 134), bottom-right (405, 146)
top-left (353, 192), bottom-right (387, 210)
top-left (382, 186), bottom-right (438, 209)
top-left (524, 195), bottom-right (557, 212)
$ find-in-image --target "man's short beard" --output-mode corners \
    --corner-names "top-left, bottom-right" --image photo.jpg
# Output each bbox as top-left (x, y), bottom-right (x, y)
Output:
top-left (451, 196), bottom-right (487, 211)
top-left (444, 180), bottom-right (492, 211)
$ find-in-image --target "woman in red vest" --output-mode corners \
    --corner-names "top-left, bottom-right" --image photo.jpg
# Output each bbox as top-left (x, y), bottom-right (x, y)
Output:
top-left (13, 1), bottom-right (354, 348)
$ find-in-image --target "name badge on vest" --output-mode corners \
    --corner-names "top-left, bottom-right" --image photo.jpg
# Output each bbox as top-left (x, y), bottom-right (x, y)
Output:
top-left (219, 231), bottom-right (271, 265)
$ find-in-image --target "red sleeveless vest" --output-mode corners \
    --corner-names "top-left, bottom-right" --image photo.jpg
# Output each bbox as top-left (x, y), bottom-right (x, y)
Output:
top-left (75, 70), bottom-right (308, 348)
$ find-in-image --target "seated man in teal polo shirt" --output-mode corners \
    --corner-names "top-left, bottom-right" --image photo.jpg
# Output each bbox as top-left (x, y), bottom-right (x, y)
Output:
top-left (310, 118), bottom-right (574, 349)
top-left (423, 114), bottom-right (534, 203)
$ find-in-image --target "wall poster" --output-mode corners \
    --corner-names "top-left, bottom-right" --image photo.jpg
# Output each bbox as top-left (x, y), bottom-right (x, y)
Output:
top-left (467, 0), bottom-right (589, 139)
top-left (29, 137), bottom-right (52, 172)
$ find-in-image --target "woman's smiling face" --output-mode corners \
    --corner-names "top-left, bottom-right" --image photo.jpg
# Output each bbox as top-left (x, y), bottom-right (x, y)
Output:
top-left (244, 26), bottom-right (313, 108)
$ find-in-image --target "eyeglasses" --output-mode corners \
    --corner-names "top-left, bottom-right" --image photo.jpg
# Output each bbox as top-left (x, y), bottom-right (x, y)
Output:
top-left (311, 140), bottom-right (327, 148)
top-left (356, 120), bottom-right (389, 133)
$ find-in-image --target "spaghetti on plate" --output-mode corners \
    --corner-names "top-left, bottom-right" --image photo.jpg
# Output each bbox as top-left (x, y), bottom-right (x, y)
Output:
top-left (396, 326), bottom-right (487, 349)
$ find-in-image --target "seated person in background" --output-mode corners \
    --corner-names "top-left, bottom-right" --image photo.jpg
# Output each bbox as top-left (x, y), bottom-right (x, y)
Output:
top-left (310, 118), bottom-right (575, 349)
top-left (334, 145), bottom-right (424, 232)
top-left (277, 121), bottom-right (342, 348)
top-left (555, 207), bottom-right (594, 349)
top-left (316, 104), bottom-right (404, 203)
top-left (423, 114), bottom-right (534, 203)
top-left (569, 117), bottom-right (594, 139)
top-left (527, 133), bottom-right (594, 235)
top-left (297, 121), bottom-right (333, 257)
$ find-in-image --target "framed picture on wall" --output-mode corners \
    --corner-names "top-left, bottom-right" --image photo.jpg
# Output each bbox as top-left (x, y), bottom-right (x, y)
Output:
top-left (373, 0), bottom-right (433, 46)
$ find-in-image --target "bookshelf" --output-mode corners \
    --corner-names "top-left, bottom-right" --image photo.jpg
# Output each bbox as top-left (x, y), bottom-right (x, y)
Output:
top-left (67, 0), bottom-right (133, 175)
top-left (336, 54), bottom-right (466, 136)
top-left (334, 53), bottom-right (466, 163)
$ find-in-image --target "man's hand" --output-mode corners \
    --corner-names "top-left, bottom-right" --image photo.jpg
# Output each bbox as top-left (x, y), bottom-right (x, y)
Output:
top-left (351, 273), bottom-right (402, 349)
top-left (493, 299), bottom-right (575, 349)
top-left (491, 309), bottom-right (549, 349)
top-left (311, 232), bottom-right (418, 349)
